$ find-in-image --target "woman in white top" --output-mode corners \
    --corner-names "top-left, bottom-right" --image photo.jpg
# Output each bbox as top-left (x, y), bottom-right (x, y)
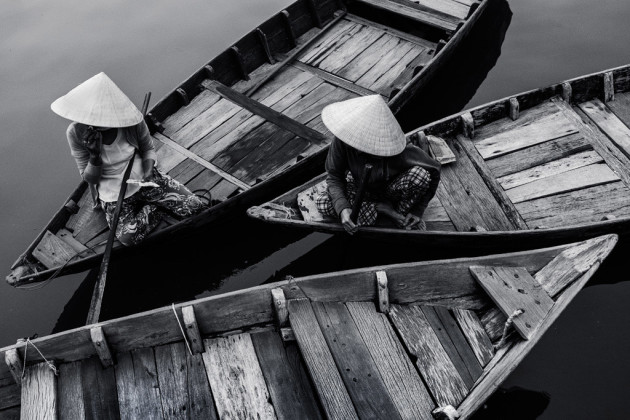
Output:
top-left (53, 72), bottom-right (205, 246)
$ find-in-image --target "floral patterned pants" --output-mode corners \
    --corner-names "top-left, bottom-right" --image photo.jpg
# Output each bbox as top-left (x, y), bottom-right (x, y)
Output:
top-left (316, 166), bottom-right (431, 227)
top-left (101, 168), bottom-right (205, 246)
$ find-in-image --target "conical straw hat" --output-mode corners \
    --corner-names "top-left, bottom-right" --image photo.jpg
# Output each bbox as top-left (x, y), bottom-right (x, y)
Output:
top-left (321, 95), bottom-right (406, 157)
top-left (51, 72), bottom-right (143, 127)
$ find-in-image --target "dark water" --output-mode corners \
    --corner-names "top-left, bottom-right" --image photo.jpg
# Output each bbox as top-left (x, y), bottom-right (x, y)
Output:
top-left (2, 0), bottom-right (630, 418)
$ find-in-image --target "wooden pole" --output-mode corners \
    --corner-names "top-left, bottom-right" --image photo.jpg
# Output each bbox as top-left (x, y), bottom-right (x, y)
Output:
top-left (350, 164), bottom-right (372, 223)
top-left (86, 92), bottom-right (151, 325)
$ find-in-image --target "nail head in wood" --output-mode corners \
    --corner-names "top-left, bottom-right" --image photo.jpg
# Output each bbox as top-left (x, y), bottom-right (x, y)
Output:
top-left (256, 28), bottom-right (275, 64)
top-left (5, 348), bottom-right (23, 385)
top-left (603, 71), bottom-right (614, 103)
top-left (182, 306), bottom-right (204, 354)
top-left (461, 112), bottom-right (475, 138)
top-left (280, 10), bottom-right (297, 48)
top-left (280, 327), bottom-right (296, 342)
top-left (90, 326), bottom-right (114, 367)
top-left (508, 97), bottom-right (519, 120)
top-left (432, 405), bottom-right (460, 419)
top-left (376, 271), bottom-right (389, 314)
top-left (271, 288), bottom-right (288, 328)
top-left (561, 82), bottom-right (572, 103)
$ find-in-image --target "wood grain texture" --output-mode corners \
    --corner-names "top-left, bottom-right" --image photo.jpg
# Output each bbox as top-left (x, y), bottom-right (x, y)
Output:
top-left (181, 306), bottom-right (204, 354)
top-left (505, 162), bottom-right (619, 204)
top-left (355, 41), bottom-right (416, 89)
top-left (56, 229), bottom-right (90, 256)
top-left (479, 306), bottom-right (507, 343)
top-left (474, 100), bottom-right (560, 140)
top-left (316, 25), bottom-right (385, 74)
top-left (369, 45), bottom-right (426, 95)
top-left (0, 377), bottom-right (19, 411)
top-left (414, 0), bottom-right (469, 19)
top-left (336, 33), bottom-right (401, 82)
top-left (389, 304), bottom-right (468, 407)
top-left (497, 150), bottom-right (603, 190)
top-left (355, 0), bottom-right (458, 31)
top-left (346, 302), bottom-right (435, 420)
top-left (32, 230), bottom-right (77, 269)
top-left (80, 357), bottom-right (120, 420)
top-left (251, 331), bottom-right (323, 420)
top-left (534, 235), bottom-right (618, 298)
top-left (579, 98), bottom-right (630, 158)
top-left (312, 301), bottom-right (402, 419)
top-left (202, 334), bottom-right (276, 420)
top-left (21, 363), bottom-right (57, 420)
top-left (288, 299), bottom-right (358, 420)
top-left (154, 141), bottom-right (187, 173)
top-left (115, 349), bottom-right (163, 420)
top-left (161, 90), bottom-right (222, 136)
top-left (58, 362), bottom-right (85, 420)
top-left (452, 309), bottom-right (494, 367)
top-left (469, 266), bottom-right (554, 340)
top-left (515, 181), bottom-right (630, 228)
top-left (436, 137), bottom-right (515, 231)
top-left (154, 342), bottom-right (217, 420)
top-left (485, 133), bottom-right (592, 178)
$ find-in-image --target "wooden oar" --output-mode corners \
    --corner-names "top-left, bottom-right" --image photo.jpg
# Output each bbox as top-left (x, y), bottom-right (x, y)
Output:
top-left (350, 164), bottom-right (372, 224)
top-left (86, 92), bottom-right (151, 325)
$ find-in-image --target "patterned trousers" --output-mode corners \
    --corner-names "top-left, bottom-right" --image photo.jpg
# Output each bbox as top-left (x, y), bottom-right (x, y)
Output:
top-left (101, 168), bottom-right (205, 246)
top-left (316, 166), bottom-right (431, 227)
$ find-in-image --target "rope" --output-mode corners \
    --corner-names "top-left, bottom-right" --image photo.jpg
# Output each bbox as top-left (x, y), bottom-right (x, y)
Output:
top-left (495, 309), bottom-right (524, 350)
top-left (21, 338), bottom-right (58, 377)
top-left (191, 189), bottom-right (213, 207)
top-left (263, 203), bottom-right (297, 219)
top-left (172, 304), bottom-right (193, 356)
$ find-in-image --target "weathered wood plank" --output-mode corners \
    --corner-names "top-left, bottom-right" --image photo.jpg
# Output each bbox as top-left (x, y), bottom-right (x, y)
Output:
top-left (423, 196), bottom-right (451, 223)
top-left (346, 302), bottom-right (435, 420)
top-left (497, 150), bottom-right (604, 190)
top-left (474, 111), bottom-right (579, 160)
top-left (154, 140), bottom-right (187, 173)
top-left (369, 45), bottom-right (427, 95)
top-left (0, 406), bottom-right (20, 420)
top-left (181, 306), bottom-right (204, 355)
top-left (58, 362), bottom-right (85, 420)
top-left (414, 0), bottom-right (469, 19)
top-left (505, 162), bottom-right (619, 204)
top-left (336, 33), bottom-right (401, 82)
top-left (202, 334), bottom-right (276, 420)
top-left (21, 363), bottom-right (56, 420)
top-left (161, 90), bottom-right (222, 136)
top-left (298, 19), bottom-right (356, 63)
top-left (427, 135), bottom-right (456, 164)
top-left (80, 357), bottom-right (120, 420)
top-left (355, 40), bottom-right (416, 89)
top-left (73, 209), bottom-right (108, 245)
top-left (356, 0), bottom-right (458, 31)
top-left (344, 13), bottom-right (437, 49)
top-left (579, 99), bottom-right (630, 159)
top-left (251, 331), bottom-right (323, 420)
top-left (479, 306), bottom-right (507, 343)
top-left (474, 100), bottom-right (560, 140)
top-left (183, 169), bottom-right (223, 197)
top-left (303, 22), bottom-right (362, 67)
top-left (535, 235), bottom-right (618, 298)
top-left (208, 179), bottom-right (241, 201)
top-left (0, 377), bottom-right (19, 411)
top-left (469, 266), bottom-right (554, 340)
top-left (288, 299), bottom-right (358, 420)
top-left (115, 349), bottom-right (163, 420)
top-left (606, 92), bottom-right (630, 129)
top-left (155, 342), bottom-right (217, 420)
top-left (452, 308), bottom-right (494, 367)
top-left (389, 304), bottom-right (468, 407)
top-left (65, 190), bottom-right (90, 233)
top-left (485, 133), bottom-right (592, 178)
top-left (56, 229), bottom-right (90, 256)
top-left (515, 181), bottom-right (630, 229)
top-left (316, 26), bottom-right (385, 74)
top-left (422, 306), bottom-right (483, 387)
top-left (312, 301), bottom-right (403, 419)
top-left (32, 230), bottom-right (78, 269)
top-left (290, 61), bottom-right (378, 96)
top-left (436, 137), bottom-right (515, 231)
top-left (167, 159), bottom-right (206, 185)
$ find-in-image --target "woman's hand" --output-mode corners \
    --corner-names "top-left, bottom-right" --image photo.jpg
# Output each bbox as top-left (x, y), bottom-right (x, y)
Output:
top-left (84, 128), bottom-right (102, 157)
top-left (340, 208), bottom-right (358, 235)
top-left (142, 159), bottom-right (156, 182)
top-left (403, 214), bottom-right (425, 230)
top-left (376, 201), bottom-right (405, 226)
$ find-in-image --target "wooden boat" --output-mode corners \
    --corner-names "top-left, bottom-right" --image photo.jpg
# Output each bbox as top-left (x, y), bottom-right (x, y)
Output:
top-left (249, 64), bottom-right (630, 252)
top-left (0, 235), bottom-right (616, 419)
top-left (7, 0), bottom-right (492, 286)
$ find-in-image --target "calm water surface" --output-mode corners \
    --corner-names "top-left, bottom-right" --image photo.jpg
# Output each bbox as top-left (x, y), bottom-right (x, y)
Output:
top-left (1, 0), bottom-right (629, 418)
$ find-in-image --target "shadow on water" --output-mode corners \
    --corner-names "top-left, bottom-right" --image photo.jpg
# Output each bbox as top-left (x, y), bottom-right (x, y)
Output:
top-left (469, 386), bottom-right (550, 420)
top-left (53, 0), bottom-right (515, 332)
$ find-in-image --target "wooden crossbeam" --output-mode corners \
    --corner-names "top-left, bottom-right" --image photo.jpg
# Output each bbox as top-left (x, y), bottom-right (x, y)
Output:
top-left (206, 80), bottom-right (328, 146)
top-left (290, 61), bottom-right (378, 96)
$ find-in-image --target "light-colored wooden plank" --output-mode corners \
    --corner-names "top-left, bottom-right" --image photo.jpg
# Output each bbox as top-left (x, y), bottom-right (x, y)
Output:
top-left (475, 111), bottom-right (579, 160)
top-left (73, 209), bottom-right (108, 245)
top-left (346, 302), bottom-right (435, 420)
top-left (452, 308), bottom-right (494, 367)
top-left (90, 327), bottom-right (113, 367)
top-left (516, 181), bottom-right (630, 229)
top-left (336, 33), bottom-right (401, 82)
top-left (579, 99), bottom-right (630, 159)
top-left (535, 235), bottom-right (618, 298)
top-left (251, 331), bottom-right (323, 420)
top-left (475, 100), bottom-right (561, 140)
top-left (32, 230), bottom-right (77, 269)
top-left (486, 133), bottom-right (592, 178)
top-left (355, 41), bottom-right (416, 89)
top-left (202, 334), bottom-right (276, 420)
top-left (356, 0), bottom-right (458, 31)
top-left (65, 190), bottom-right (90, 232)
top-left (497, 150), bottom-right (603, 190)
top-left (182, 306), bottom-right (204, 354)
top-left (58, 362), bottom-right (85, 420)
top-left (288, 299), bottom-right (359, 420)
top-left (369, 45), bottom-right (426, 95)
top-left (427, 135), bottom-right (456, 164)
top-left (304, 23), bottom-right (364, 68)
top-left (298, 19), bottom-right (357, 63)
top-left (312, 301), bottom-right (402, 419)
top-left (155, 342), bottom-right (218, 420)
top-left (423, 196), bottom-right (451, 222)
top-left (161, 90), bottom-right (222, 136)
top-left (469, 266), bottom-right (554, 340)
top-left (80, 357), bottom-right (119, 420)
top-left (115, 349), bottom-right (163, 420)
top-left (271, 288), bottom-right (288, 328)
top-left (56, 229), bottom-right (90, 255)
top-left (389, 304), bottom-right (468, 407)
top-left (290, 61), bottom-right (378, 96)
top-left (0, 377), bottom-right (20, 412)
top-left (154, 139), bottom-right (187, 173)
top-left (505, 162), bottom-right (619, 204)
top-left (415, 0), bottom-right (469, 19)
top-left (316, 26), bottom-right (385, 74)
top-left (21, 363), bottom-right (57, 420)
top-left (376, 271), bottom-right (390, 314)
